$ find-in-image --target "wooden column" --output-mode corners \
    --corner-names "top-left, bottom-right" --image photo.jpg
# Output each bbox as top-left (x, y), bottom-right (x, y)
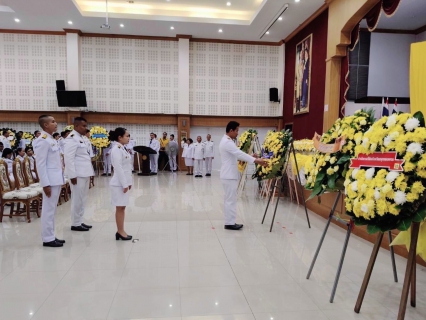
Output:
top-left (323, 56), bottom-right (342, 132)
top-left (177, 115), bottom-right (191, 170)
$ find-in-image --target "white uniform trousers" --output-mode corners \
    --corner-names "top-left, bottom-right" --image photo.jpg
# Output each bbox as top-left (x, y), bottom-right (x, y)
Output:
top-left (41, 185), bottom-right (61, 242)
top-left (194, 159), bottom-right (203, 176)
top-left (221, 179), bottom-right (238, 225)
top-left (205, 157), bottom-right (213, 174)
top-left (70, 177), bottom-right (90, 227)
top-left (169, 155), bottom-right (177, 171)
top-left (149, 154), bottom-right (159, 173)
top-left (103, 153), bottom-right (112, 174)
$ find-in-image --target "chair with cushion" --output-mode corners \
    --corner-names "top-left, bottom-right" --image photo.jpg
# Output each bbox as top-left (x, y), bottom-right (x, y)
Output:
top-left (0, 159), bottom-right (41, 223)
top-left (58, 154), bottom-right (70, 205)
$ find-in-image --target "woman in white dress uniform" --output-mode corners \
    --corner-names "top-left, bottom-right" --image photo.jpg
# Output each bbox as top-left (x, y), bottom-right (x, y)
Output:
top-left (109, 128), bottom-right (133, 241)
top-left (184, 138), bottom-right (194, 176)
top-left (2, 148), bottom-right (15, 187)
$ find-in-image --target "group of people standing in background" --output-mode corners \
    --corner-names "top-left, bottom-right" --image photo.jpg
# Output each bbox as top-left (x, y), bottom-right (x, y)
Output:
top-left (181, 134), bottom-right (214, 177)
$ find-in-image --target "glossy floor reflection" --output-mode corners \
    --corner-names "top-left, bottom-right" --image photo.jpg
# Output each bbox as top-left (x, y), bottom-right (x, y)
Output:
top-left (0, 172), bottom-right (425, 320)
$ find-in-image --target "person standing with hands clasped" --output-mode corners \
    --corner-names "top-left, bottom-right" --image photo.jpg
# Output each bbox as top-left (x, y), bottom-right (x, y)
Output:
top-left (64, 117), bottom-right (95, 232)
top-left (220, 121), bottom-right (268, 230)
top-left (204, 134), bottom-right (214, 176)
top-left (33, 115), bottom-right (65, 247)
top-left (192, 136), bottom-right (205, 178)
top-left (110, 127), bottom-right (133, 241)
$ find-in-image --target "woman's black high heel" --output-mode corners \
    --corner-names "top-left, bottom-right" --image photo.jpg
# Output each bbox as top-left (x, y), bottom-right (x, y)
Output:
top-left (115, 232), bottom-right (132, 241)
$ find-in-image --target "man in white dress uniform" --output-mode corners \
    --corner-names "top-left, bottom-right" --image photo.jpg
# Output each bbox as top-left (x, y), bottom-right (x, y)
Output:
top-left (64, 117), bottom-right (95, 232)
top-left (0, 130), bottom-right (11, 149)
top-left (192, 136), bottom-right (205, 178)
top-left (149, 133), bottom-right (160, 175)
top-left (219, 121), bottom-right (268, 230)
top-left (204, 134), bottom-right (214, 177)
top-left (33, 115), bottom-right (65, 247)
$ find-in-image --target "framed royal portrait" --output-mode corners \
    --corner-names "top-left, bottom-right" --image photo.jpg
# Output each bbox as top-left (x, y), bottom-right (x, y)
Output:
top-left (293, 34), bottom-right (313, 115)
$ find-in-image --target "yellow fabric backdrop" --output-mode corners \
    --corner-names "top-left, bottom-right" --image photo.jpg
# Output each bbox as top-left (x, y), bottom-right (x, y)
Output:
top-left (410, 42), bottom-right (426, 114)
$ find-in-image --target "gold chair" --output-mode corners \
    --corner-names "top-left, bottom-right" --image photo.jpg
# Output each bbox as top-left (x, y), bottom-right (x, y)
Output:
top-left (0, 159), bottom-right (41, 223)
top-left (59, 154), bottom-right (70, 205)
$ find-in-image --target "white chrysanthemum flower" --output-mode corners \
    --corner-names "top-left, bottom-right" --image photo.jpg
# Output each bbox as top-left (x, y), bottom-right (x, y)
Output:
top-left (365, 168), bottom-right (375, 180)
top-left (351, 181), bottom-right (358, 191)
top-left (330, 157), bottom-right (337, 164)
top-left (361, 204), bottom-right (369, 213)
top-left (394, 191), bottom-right (407, 205)
top-left (344, 179), bottom-right (351, 187)
top-left (352, 169), bottom-right (359, 179)
top-left (386, 171), bottom-right (399, 183)
top-left (325, 155), bottom-right (330, 162)
top-left (407, 142), bottom-right (424, 155)
top-left (360, 119), bottom-right (367, 126)
top-left (362, 137), bottom-right (369, 147)
top-left (384, 136), bottom-right (392, 147)
top-left (374, 188), bottom-right (381, 200)
top-left (370, 143), bottom-right (377, 152)
top-left (405, 117), bottom-right (420, 132)
top-left (386, 114), bottom-right (397, 128)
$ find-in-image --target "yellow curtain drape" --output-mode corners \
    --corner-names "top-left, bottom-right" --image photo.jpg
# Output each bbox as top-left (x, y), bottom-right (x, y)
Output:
top-left (410, 42), bottom-right (426, 114)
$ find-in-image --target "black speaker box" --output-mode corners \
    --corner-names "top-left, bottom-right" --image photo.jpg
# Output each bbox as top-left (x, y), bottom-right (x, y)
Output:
top-left (56, 80), bottom-right (66, 91)
top-left (269, 87), bottom-right (279, 102)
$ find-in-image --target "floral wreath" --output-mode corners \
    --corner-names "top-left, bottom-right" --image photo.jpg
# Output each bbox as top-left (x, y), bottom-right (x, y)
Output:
top-left (89, 126), bottom-right (110, 149)
top-left (252, 129), bottom-right (292, 180)
top-left (344, 112), bottom-right (426, 233)
top-left (64, 125), bottom-right (74, 132)
top-left (237, 129), bottom-right (257, 173)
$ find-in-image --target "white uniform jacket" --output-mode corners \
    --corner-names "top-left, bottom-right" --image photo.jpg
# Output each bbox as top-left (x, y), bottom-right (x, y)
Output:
top-left (186, 144), bottom-right (194, 158)
top-left (109, 143), bottom-right (133, 188)
top-left (125, 139), bottom-right (135, 154)
top-left (192, 142), bottom-right (205, 160)
top-left (17, 155), bottom-right (27, 163)
top-left (64, 130), bottom-right (94, 179)
top-left (0, 136), bottom-right (11, 149)
top-left (219, 134), bottom-right (255, 180)
top-left (182, 143), bottom-right (188, 158)
top-left (149, 139), bottom-right (160, 153)
top-left (204, 141), bottom-right (214, 158)
top-left (32, 131), bottom-right (65, 187)
top-left (83, 136), bottom-right (94, 157)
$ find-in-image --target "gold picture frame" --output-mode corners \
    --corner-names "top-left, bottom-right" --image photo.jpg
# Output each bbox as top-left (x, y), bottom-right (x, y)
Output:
top-left (293, 34), bottom-right (313, 115)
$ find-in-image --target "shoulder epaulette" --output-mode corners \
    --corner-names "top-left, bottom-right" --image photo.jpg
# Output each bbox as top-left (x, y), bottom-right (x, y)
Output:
top-left (42, 134), bottom-right (47, 139)
top-left (118, 145), bottom-right (122, 148)
top-left (70, 134), bottom-right (74, 137)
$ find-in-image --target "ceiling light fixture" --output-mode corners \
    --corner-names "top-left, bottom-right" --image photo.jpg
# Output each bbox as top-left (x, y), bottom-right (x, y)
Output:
top-left (295, 0), bottom-right (300, 2)
top-left (170, 26), bottom-right (174, 30)
top-left (14, 18), bottom-right (20, 22)
top-left (120, 24), bottom-right (124, 27)
top-left (218, 29), bottom-right (223, 33)
top-left (260, 3), bottom-right (289, 39)
top-left (101, 0), bottom-right (111, 29)
top-left (278, 17), bottom-right (283, 21)
top-left (226, 2), bottom-right (231, 6)
top-left (68, 21), bottom-right (73, 25)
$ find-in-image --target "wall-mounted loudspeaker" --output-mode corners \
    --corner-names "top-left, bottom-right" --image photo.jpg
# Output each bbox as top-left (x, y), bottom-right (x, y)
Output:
top-left (56, 80), bottom-right (66, 91)
top-left (269, 87), bottom-right (279, 103)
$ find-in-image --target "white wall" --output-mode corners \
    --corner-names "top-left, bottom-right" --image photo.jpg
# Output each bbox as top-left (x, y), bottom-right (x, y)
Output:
top-left (189, 42), bottom-right (282, 117)
top-left (191, 126), bottom-right (277, 171)
top-left (415, 31), bottom-right (426, 43)
top-left (0, 33), bottom-right (67, 111)
top-left (344, 101), bottom-right (410, 118)
top-left (0, 122), bottom-right (67, 133)
top-left (368, 33), bottom-right (415, 98)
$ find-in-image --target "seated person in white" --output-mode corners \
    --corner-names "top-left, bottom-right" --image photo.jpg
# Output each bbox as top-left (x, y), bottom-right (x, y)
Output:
top-left (2, 148), bottom-right (15, 187)
top-left (26, 147), bottom-right (37, 180)
top-left (16, 147), bottom-right (27, 163)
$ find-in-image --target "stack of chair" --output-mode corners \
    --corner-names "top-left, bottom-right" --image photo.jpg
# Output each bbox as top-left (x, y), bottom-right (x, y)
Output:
top-left (0, 159), bottom-right (42, 223)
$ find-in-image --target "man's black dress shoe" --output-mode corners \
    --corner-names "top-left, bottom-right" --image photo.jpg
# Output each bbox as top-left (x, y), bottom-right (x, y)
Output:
top-left (71, 226), bottom-right (89, 231)
top-left (150, 172), bottom-right (157, 175)
top-left (115, 232), bottom-right (133, 241)
top-left (81, 223), bottom-right (92, 229)
top-left (55, 238), bottom-right (66, 244)
top-left (101, 173), bottom-right (107, 176)
top-left (43, 240), bottom-right (63, 247)
top-left (206, 173), bottom-right (211, 177)
top-left (224, 224), bottom-right (243, 230)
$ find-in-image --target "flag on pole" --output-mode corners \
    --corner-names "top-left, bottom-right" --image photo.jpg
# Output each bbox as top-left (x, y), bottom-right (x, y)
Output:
top-left (382, 97), bottom-right (389, 117)
top-left (392, 98), bottom-right (398, 114)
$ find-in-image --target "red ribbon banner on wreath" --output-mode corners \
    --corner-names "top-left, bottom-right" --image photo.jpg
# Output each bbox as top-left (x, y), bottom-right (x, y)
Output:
top-left (349, 152), bottom-right (405, 172)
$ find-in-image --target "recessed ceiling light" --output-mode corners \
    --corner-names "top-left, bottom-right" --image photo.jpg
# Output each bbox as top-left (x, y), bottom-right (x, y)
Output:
top-left (226, 2), bottom-right (231, 6)
top-left (128, 1), bottom-right (134, 3)
top-left (170, 26), bottom-right (174, 30)
top-left (278, 17), bottom-right (283, 21)
top-left (120, 24), bottom-right (124, 27)
top-left (68, 21), bottom-right (73, 25)
top-left (14, 18), bottom-right (20, 22)
top-left (295, 0), bottom-right (300, 2)
top-left (218, 29), bottom-right (223, 33)
top-left (266, 31), bottom-right (270, 35)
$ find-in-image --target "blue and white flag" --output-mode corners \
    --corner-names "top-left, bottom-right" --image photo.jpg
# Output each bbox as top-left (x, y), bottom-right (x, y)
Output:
top-left (382, 97), bottom-right (389, 117)
top-left (392, 98), bottom-right (398, 114)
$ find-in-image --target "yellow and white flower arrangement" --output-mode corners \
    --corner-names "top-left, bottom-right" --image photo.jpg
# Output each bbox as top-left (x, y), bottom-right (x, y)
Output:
top-left (0, 128), bottom-right (16, 147)
top-left (294, 139), bottom-right (315, 153)
top-left (64, 125), bottom-right (74, 131)
top-left (252, 129), bottom-right (292, 180)
top-left (344, 111), bottom-right (426, 233)
top-left (89, 126), bottom-right (110, 149)
top-left (238, 129), bottom-right (258, 173)
top-left (22, 132), bottom-right (35, 143)
top-left (305, 109), bottom-right (375, 199)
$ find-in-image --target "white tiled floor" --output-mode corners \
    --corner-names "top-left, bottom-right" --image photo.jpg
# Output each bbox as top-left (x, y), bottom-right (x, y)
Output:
top-left (0, 172), bottom-right (425, 320)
